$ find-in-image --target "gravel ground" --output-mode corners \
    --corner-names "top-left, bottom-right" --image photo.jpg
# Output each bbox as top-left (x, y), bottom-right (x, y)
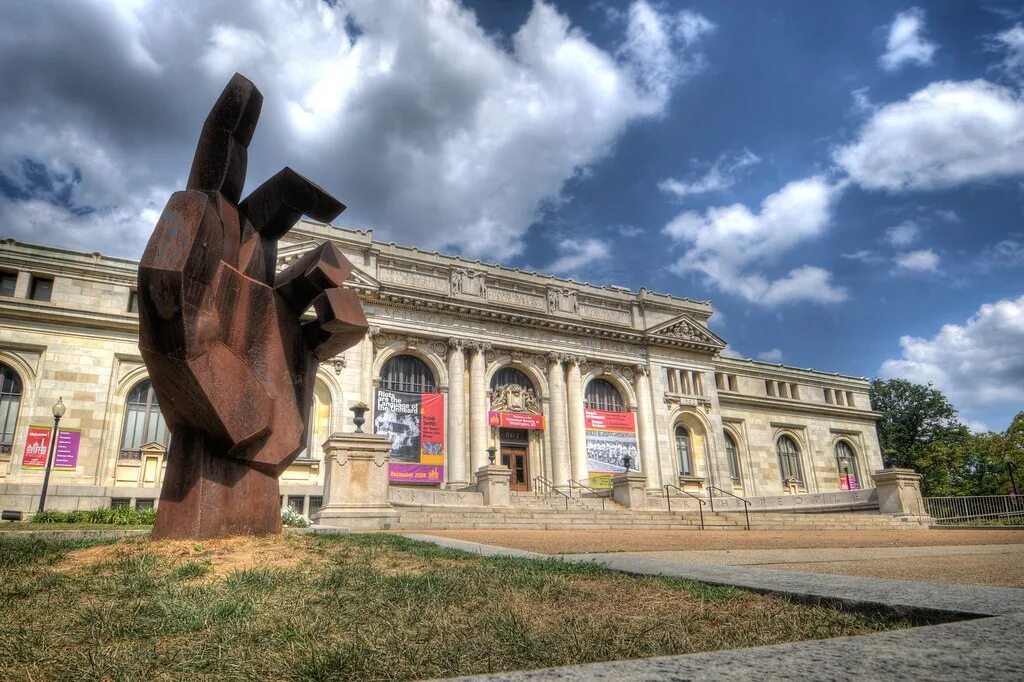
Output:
top-left (414, 529), bottom-right (1024, 554)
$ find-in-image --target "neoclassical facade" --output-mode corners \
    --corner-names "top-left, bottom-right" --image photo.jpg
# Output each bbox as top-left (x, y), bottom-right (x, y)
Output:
top-left (0, 222), bottom-right (883, 515)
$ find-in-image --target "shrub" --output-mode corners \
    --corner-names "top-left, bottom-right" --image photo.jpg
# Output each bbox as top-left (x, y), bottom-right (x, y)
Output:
top-left (281, 507), bottom-right (311, 527)
top-left (30, 506), bottom-right (156, 525)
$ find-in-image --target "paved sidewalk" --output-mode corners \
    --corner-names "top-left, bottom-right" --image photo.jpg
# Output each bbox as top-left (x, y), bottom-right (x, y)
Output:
top-left (405, 534), bottom-right (1024, 681)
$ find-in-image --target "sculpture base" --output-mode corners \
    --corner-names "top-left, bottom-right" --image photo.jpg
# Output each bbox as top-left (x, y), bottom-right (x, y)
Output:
top-left (153, 428), bottom-right (282, 539)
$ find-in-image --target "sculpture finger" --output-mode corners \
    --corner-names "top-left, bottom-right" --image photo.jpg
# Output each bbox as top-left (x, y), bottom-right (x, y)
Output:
top-left (274, 241), bottom-right (354, 313)
top-left (239, 167), bottom-right (345, 241)
top-left (187, 73), bottom-right (263, 205)
top-left (301, 287), bottom-right (368, 361)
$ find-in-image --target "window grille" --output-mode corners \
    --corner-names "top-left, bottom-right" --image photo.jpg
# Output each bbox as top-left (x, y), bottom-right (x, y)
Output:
top-left (120, 380), bottom-right (169, 459)
top-left (777, 436), bottom-right (804, 486)
top-left (379, 355), bottom-right (436, 393)
top-left (0, 363), bottom-right (22, 455)
top-left (724, 432), bottom-right (741, 484)
top-left (585, 378), bottom-right (625, 412)
top-left (308, 495), bottom-right (324, 517)
top-left (675, 425), bottom-right (693, 476)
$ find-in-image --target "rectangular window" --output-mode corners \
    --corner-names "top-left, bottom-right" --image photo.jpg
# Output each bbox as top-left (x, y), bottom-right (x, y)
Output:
top-left (835, 390), bottom-right (846, 406)
top-left (287, 495), bottom-right (305, 514)
top-left (309, 495), bottom-right (324, 517)
top-left (789, 383), bottom-right (799, 400)
top-left (0, 271), bottom-right (16, 297)
top-left (128, 290), bottom-right (139, 313)
top-left (110, 497), bottom-right (131, 508)
top-left (29, 276), bottom-right (53, 302)
top-left (765, 380), bottom-right (776, 397)
top-left (778, 382), bottom-right (790, 399)
top-left (845, 391), bottom-right (855, 408)
top-left (824, 388), bottom-right (834, 404)
top-left (728, 375), bottom-right (738, 392)
top-left (715, 372), bottom-right (726, 390)
top-left (135, 498), bottom-right (155, 510)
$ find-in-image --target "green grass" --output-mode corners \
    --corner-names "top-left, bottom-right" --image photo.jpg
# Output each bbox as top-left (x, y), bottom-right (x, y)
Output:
top-left (0, 532), bottom-right (907, 681)
top-left (29, 506), bottom-right (156, 525)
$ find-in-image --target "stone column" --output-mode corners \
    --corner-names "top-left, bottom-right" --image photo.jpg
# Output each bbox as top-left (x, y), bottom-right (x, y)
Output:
top-left (468, 342), bottom-right (490, 474)
top-left (314, 432), bottom-right (398, 530)
top-left (874, 468), bottom-right (931, 525)
top-left (360, 326), bottom-right (380, 406)
top-left (634, 363), bottom-right (660, 490)
top-left (446, 338), bottom-right (467, 487)
top-left (566, 355), bottom-right (588, 484)
top-left (611, 471), bottom-right (648, 509)
top-left (547, 353), bottom-right (571, 487)
top-left (475, 463), bottom-right (512, 507)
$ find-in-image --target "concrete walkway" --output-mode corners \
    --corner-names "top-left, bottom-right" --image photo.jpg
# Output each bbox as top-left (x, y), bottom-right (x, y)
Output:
top-left (404, 534), bottom-right (1024, 680)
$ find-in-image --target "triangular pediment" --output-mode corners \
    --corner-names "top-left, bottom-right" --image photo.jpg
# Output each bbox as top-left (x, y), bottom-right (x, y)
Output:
top-left (276, 240), bottom-right (380, 291)
top-left (138, 441), bottom-right (167, 454)
top-left (645, 314), bottom-right (726, 352)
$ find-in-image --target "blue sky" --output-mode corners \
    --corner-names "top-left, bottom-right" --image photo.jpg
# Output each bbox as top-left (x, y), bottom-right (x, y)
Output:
top-left (0, 0), bottom-right (1022, 430)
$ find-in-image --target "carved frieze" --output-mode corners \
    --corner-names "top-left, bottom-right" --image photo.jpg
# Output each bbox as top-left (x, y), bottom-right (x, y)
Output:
top-left (579, 303), bottom-right (630, 326)
top-left (490, 384), bottom-right (541, 414)
top-left (487, 286), bottom-right (546, 310)
top-left (379, 266), bottom-right (449, 294)
top-left (665, 394), bottom-right (713, 413)
top-left (451, 268), bottom-right (487, 298)
top-left (547, 288), bottom-right (579, 316)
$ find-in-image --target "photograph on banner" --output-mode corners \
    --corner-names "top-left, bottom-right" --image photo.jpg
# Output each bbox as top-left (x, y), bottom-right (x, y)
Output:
top-left (584, 408), bottom-right (640, 483)
top-left (374, 389), bottom-right (445, 484)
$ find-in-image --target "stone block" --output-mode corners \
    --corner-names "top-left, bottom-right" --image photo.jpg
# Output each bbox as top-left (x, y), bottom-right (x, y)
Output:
top-left (612, 472), bottom-right (648, 509)
top-left (474, 464), bottom-right (512, 507)
top-left (313, 432), bottom-right (398, 530)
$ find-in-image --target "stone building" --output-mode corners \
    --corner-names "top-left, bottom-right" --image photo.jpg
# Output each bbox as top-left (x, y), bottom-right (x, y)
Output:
top-left (0, 221), bottom-right (882, 515)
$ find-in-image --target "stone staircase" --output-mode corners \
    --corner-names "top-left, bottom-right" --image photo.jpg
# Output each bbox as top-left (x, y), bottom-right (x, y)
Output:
top-left (390, 490), bottom-right (912, 531)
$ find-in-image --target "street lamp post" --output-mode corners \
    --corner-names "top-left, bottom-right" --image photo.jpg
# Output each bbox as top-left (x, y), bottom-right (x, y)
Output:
top-left (1006, 456), bottom-right (1020, 500)
top-left (37, 397), bottom-right (66, 513)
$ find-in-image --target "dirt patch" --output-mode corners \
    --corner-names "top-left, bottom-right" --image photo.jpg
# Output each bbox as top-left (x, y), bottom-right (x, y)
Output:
top-left (57, 534), bottom-right (317, 582)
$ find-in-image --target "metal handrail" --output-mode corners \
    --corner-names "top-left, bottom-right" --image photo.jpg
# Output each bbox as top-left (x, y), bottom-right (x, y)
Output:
top-left (569, 479), bottom-right (608, 510)
top-left (707, 485), bottom-right (750, 530)
top-left (663, 484), bottom-right (704, 530)
top-left (923, 495), bottom-right (1024, 525)
top-left (533, 475), bottom-right (571, 510)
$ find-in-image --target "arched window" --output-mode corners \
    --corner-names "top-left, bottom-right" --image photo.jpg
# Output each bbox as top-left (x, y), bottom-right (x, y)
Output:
top-left (299, 380), bottom-right (333, 460)
top-left (835, 441), bottom-right (861, 490)
top-left (379, 354), bottom-right (436, 393)
top-left (585, 378), bottom-right (625, 412)
top-left (724, 431), bottom-right (741, 484)
top-left (0, 363), bottom-right (23, 455)
top-left (777, 435), bottom-right (803, 486)
top-left (675, 425), bottom-right (692, 476)
top-left (120, 380), bottom-right (169, 459)
top-left (490, 366), bottom-right (534, 391)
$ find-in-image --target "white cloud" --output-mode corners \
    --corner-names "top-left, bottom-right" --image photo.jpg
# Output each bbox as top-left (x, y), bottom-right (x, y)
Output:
top-left (663, 176), bottom-right (848, 305)
top-left (879, 7), bottom-right (936, 72)
top-left (935, 208), bottom-right (960, 223)
top-left (757, 348), bottom-right (783, 363)
top-left (658, 148), bottom-right (761, 199)
top-left (895, 248), bottom-right (940, 271)
top-left (543, 237), bottom-right (611, 276)
top-left (616, 225), bottom-right (645, 237)
top-left (885, 220), bottom-right (920, 247)
top-left (993, 23), bottom-right (1024, 85)
top-left (0, 0), bottom-right (714, 259)
top-left (720, 344), bottom-right (744, 359)
top-left (834, 80), bottom-right (1024, 191)
top-left (843, 249), bottom-right (885, 264)
top-left (880, 294), bottom-right (1024, 421)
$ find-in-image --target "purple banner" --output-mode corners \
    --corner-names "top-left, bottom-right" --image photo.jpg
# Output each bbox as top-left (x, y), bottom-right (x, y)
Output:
top-left (388, 463), bottom-right (444, 484)
top-left (54, 428), bottom-right (81, 469)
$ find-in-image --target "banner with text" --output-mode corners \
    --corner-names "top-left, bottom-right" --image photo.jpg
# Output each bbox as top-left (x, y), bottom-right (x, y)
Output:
top-left (487, 411), bottom-right (544, 430)
top-left (374, 389), bottom-right (445, 484)
top-left (21, 426), bottom-right (81, 470)
top-left (584, 409), bottom-right (639, 474)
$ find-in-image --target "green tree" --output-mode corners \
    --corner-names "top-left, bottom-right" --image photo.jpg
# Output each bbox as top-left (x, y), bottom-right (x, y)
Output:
top-left (869, 378), bottom-right (969, 495)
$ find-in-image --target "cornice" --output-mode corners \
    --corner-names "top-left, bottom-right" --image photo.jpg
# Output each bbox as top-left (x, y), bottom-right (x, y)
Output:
top-left (718, 391), bottom-right (881, 421)
top-left (715, 356), bottom-right (869, 387)
top-left (0, 300), bottom-right (140, 334)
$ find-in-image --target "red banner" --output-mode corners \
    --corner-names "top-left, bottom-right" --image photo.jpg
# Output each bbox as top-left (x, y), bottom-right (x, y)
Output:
top-left (419, 393), bottom-right (445, 465)
top-left (488, 411), bottom-right (544, 430)
top-left (22, 425), bottom-right (51, 468)
top-left (584, 409), bottom-right (636, 433)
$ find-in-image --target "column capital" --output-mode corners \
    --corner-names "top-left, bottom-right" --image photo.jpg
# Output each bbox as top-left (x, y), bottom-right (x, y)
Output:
top-left (467, 340), bottom-right (492, 354)
top-left (567, 354), bottom-right (587, 366)
top-left (547, 351), bottom-right (565, 366)
top-left (634, 363), bottom-right (650, 376)
top-left (368, 325), bottom-right (382, 337)
top-left (447, 337), bottom-right (466, 351)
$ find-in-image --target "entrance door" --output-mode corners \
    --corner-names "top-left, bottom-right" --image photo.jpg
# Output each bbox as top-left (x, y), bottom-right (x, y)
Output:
top-left (501, 446), bottom-right (529, 491)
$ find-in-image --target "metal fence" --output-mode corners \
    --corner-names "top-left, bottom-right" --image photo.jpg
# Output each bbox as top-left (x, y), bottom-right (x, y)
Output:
top-left (923, 495), bottom-right (1024, 526)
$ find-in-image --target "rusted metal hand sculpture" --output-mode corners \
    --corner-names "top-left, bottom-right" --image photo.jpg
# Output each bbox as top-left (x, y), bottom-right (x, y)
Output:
top-left (138, 74), bottom-right (368, 539)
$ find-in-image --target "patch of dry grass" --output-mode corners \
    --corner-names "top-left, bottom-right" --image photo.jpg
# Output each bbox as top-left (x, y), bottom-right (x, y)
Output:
top-left (0, 533), bottom-right (908, 681)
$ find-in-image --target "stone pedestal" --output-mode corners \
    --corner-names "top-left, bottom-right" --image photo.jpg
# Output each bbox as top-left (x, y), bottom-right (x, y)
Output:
top-left (314, 433), bottom-right (398, 530)
top-left (475, 464), bottom-right (511, 507)
top-left (874, 468), bottom-right (930, 522)
top-left (612, 472), bottom-right (647, 509)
